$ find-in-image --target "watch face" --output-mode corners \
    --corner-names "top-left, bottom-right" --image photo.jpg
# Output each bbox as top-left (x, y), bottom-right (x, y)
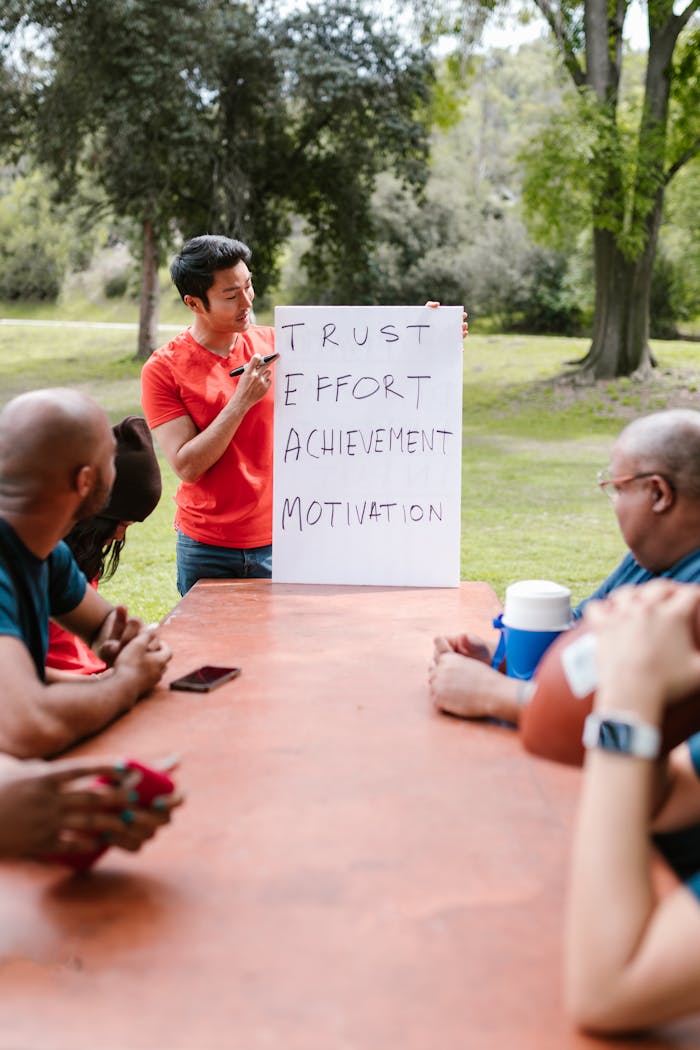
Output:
top-left (598, 720), bottom-right (634, 752)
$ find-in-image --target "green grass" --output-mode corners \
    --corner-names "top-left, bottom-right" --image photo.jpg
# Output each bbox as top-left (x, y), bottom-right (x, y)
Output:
top-left (459, 333), bottom-right (700, 604)
top-left (2, 315), bottom-right (700, 619)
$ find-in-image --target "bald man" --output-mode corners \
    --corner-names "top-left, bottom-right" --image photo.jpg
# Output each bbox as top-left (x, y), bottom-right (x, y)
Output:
top-left (0, 388), bottom-right (172, 758)
top-left (430, 409), bottom-right (700, 724)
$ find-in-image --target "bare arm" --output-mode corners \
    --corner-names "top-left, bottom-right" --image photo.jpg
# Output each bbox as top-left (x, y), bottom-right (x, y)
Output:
top-left (565, 582), bottom-right (700, 1033)
top-left (152, 357), bottom-right (273, 484)
top-left (652, 742), bottom-right (700, 834)
top-left (567, 742), bottom-right (700, 1031)
top-left (0, 631), bottom-right (171, 759)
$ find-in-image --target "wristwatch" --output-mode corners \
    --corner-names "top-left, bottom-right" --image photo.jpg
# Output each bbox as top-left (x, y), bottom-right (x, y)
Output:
top-left (582, 711), bottom-right (661, 759)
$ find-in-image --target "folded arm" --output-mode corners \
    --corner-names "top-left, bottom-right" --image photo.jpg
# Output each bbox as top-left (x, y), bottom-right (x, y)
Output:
top-left (151, 360), bottom-right (272, 484)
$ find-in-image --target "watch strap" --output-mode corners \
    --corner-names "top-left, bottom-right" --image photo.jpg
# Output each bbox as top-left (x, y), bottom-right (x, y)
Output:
top-left (582, 711), bottom-right (661, 759)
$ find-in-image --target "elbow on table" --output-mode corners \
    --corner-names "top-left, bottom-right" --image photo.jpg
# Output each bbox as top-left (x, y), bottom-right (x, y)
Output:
top-left (565, 978), bottom-right (646, 1036)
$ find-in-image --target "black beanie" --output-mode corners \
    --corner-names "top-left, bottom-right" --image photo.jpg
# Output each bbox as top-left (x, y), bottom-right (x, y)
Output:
top-left (102, 416), bottom-right (162, 523)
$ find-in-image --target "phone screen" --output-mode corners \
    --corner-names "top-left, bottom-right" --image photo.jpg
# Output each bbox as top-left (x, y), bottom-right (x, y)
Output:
top-left (169, 665), bottom-right (241, 692)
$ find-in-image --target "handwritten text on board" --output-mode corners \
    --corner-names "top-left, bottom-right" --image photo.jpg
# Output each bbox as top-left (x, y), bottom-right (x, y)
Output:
top-left (272, 305), bottom-right (463, 586)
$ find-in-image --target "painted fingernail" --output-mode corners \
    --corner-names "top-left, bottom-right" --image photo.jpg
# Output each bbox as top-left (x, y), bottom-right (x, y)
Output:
top-left (127, 790), bottom-right (140, 804)
top-left (120, 809), bottom-right (135, 824)
top-left (114, 760), bottom-right (128, 773)
top-left (151, 797), bottom-right (168, 811)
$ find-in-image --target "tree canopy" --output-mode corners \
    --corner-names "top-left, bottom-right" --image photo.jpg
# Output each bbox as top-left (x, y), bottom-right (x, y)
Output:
top-left (0, 0), bottom-right (433, 354)
top-left (416, 0), bottom-right (700, 376)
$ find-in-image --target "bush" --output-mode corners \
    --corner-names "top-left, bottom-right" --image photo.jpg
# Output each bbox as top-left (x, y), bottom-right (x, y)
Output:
top-left (104, 271), bottom-right (130, 299)
top-left (0, 171), bottom-right (73, 301)
top-left (509, 249), bottom-right (583, 335)
top-left (649, 249), bottom-right (686, 340)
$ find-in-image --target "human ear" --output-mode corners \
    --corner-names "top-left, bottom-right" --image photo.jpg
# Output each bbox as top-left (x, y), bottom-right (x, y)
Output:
top-left (72, 464), bottom-right (94, 500)
top-left (650, 474), bottom-right (674, 513)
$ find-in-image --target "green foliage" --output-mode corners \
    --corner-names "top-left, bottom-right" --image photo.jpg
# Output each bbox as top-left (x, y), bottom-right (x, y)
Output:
top-left (509, 250), bottom-right (583, 334)
top-left (276, 1), bottom-right (433, 302)
top-left (662, 161), bottom-right (700, 324)
top-left (650, 252), bottom-right (677, 339)
top-left (1, 0), bottom-right (434, 307)
top-left (520, 80), bottom-right (668, 260)
top-left (4, 316), bottom-right (700, 615)
top-left (103, 270), bottom-right (132, 300)
top-left (423, 54), bottom-right (469, 129)
top-left (668, 27), bottom-right (700, 167)
top-left (0, 170), bottom-right (91, 300)
top-left (515, 7), bottom-right (700, 273)
top-left (521, 106), bottom-right (594, 249)
top-left (18, 0), bottom-right (217, 237)
top-left (359, 43), bottom-right (588, 333)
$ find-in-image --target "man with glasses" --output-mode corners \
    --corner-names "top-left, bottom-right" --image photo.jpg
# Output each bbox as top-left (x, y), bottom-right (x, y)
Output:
top-left (429, 408), bottom-right (700, 725)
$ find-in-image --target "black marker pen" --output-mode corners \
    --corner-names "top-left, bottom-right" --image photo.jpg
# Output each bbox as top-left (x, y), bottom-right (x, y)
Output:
top-left (229, 353), bottom-right (280, 377)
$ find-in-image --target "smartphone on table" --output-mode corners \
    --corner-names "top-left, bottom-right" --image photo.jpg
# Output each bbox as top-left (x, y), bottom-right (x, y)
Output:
top-left (169, 665), bottom-right (241, 692)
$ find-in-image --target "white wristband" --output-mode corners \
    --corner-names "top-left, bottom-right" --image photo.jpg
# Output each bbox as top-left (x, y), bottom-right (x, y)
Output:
top-left (582, 711), bottom-right (661, 760)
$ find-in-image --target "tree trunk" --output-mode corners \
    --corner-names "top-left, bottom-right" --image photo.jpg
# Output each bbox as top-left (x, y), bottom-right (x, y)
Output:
top-left (553, 0), bottom-right (694, 379)
top-left (577, 238), bottom-right (648, 378)
top-left (576, 7), bottom-right (676, 380)
top-left (136, 218), bottom-right (160, 361)
top-left (577, 185), bottom-right (664, 378)
top-left (579, 181), bottom-right (667, 377)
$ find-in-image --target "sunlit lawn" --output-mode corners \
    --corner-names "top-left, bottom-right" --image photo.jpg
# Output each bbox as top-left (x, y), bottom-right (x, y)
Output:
top-left (2, 306), bottom-right (699, 620)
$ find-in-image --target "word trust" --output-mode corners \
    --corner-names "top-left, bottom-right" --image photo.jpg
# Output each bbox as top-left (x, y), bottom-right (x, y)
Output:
top-left (279, 321), bottom-right (433, 353)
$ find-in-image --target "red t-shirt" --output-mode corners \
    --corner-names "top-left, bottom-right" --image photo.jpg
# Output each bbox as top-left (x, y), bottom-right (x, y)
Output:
top-left (46, 580), bottom-right (106, 675)
top-left (140, 326), bottom-right (275, 548)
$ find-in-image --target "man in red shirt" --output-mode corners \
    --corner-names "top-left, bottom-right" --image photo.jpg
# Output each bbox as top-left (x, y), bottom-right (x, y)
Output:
top-left (143, 234), bottom-right (468, 594)
top-left (141, 235), bottom-right (275, 594)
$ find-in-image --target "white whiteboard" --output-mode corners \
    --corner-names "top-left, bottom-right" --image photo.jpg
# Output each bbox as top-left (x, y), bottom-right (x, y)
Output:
top-left (272, 305), bottom-right (463, 586)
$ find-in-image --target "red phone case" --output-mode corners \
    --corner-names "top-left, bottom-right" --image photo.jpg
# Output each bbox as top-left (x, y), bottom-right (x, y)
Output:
top-left (45, 760), bottom-right (175, 871)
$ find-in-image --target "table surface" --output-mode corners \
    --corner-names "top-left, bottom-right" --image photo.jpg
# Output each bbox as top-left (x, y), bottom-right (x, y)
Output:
top-left (0, 580), bottom-right (699, 1050)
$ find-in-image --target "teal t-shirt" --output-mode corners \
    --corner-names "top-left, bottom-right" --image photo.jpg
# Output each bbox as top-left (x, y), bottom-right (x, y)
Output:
top-left (0, 518), bottom-right (86, 681)
top-left (574, 548), bottom-right (700, 619)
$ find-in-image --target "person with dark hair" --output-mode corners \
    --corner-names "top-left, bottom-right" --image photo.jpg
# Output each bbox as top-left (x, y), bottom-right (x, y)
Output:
top-left (141, 234), bottom-right (274, 595)
top-left (169, 235), bottom-right (252, 305)
top-left (0, 388), bottom-right (172, 758)
top-left (140, 239), bottom-right (272, 600)
top-left (142, 233), bottom-right (467, 595)
top-left (46, 415), bottom-right (163, 677)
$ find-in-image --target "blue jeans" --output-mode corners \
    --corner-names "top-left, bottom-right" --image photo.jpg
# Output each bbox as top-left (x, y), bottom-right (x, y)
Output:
top-left (176, 531), bottom-right (272, 596)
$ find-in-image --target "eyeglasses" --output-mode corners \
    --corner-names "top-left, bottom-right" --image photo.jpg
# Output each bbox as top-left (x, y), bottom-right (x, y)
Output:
top-left (596, 468), bottom-right (664, 500)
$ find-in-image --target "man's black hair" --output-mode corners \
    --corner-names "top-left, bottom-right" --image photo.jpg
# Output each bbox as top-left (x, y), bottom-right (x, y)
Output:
top-left (170, 235), bottom-right (252, 308)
